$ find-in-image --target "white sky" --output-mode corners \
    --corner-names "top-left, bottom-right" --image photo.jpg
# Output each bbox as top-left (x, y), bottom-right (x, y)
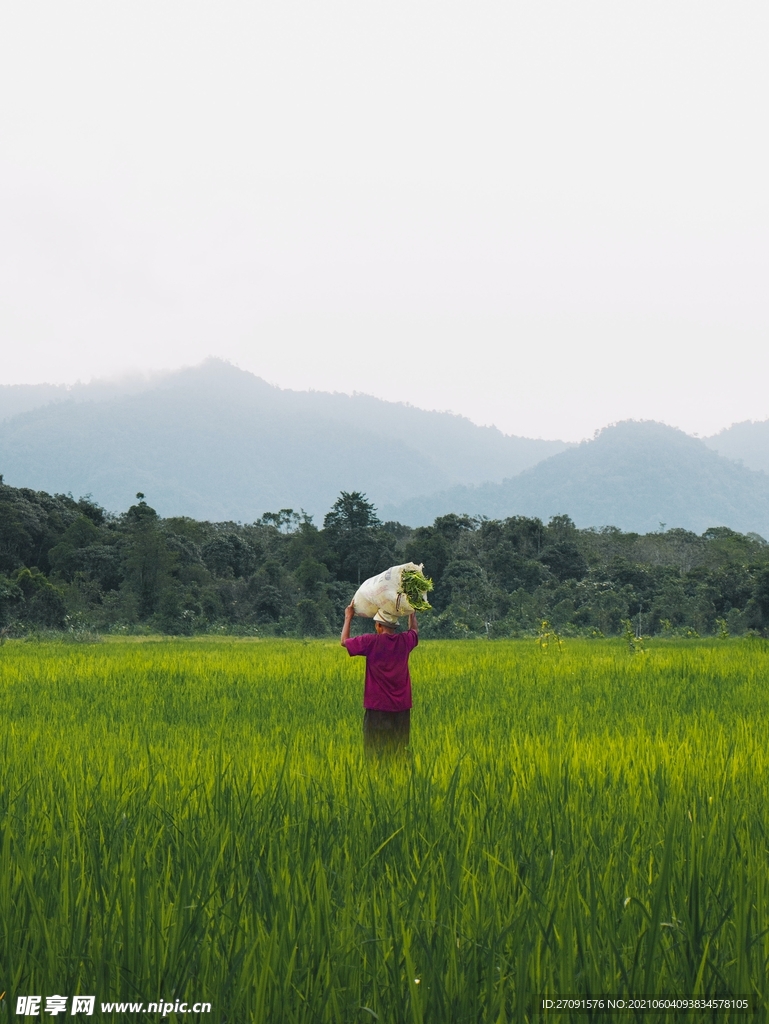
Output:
top-left (0, 1), bottom-right (767, 441)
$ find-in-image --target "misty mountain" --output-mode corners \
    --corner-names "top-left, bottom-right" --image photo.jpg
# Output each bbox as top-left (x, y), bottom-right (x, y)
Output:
top-left (705, 420), bottom-right (769, 475)
top-left (383, 420), bottom-right (769, 537)
top-left (0, 360), bottom-right (566, 521)
top-left (0, 383), bottom-right (71, 421)
top-left (0, 374), bottom-right (179, 422)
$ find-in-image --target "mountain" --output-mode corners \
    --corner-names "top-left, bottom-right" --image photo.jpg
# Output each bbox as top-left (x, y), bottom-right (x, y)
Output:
top-left (0, 360), bottom-right (567, 521)
top-left (705, 420), bottom-right (769, 475)
top-left (0, 383), bottom-right (71, 421)
top-left (5, 365), bottom-right (766, 534)
top-left (383, 420), bottom-right (769, 537)
top-left (0, 373), bottom-right (178, 422)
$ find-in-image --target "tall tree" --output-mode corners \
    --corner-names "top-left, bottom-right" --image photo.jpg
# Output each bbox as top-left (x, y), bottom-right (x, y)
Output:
top-left (323, 491), bottom-right (390, 585)
top-left (121, 495), bottom-right (174, 619)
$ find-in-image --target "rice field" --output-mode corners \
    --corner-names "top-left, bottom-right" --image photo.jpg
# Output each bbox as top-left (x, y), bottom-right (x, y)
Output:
top-left (2, 636), bottom-right (769, 1022)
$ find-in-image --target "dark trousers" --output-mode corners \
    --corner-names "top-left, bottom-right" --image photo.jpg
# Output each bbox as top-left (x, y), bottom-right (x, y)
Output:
top-left (363, 708), bottom-right (411, 756)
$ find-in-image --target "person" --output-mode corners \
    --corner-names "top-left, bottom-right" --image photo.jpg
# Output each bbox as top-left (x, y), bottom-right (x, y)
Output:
top-left (341, 602), bottom-right (418, 756)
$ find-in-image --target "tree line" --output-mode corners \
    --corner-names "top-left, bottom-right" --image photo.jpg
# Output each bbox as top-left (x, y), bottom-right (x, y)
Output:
top-left (1, 477), bottom-right (769, 639)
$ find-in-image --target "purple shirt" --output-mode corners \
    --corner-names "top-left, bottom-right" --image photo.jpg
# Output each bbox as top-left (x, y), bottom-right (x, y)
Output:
top-left (344, 630), bottom-right (418, 711)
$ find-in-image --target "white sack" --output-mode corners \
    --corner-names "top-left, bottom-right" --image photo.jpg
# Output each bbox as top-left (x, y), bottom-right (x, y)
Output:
top-left (353, 562), bottom-right (426, 618)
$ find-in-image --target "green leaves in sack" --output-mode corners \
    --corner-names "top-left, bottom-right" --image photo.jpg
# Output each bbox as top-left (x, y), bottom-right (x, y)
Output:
top-left (400, 568), bottom-right (434, 611)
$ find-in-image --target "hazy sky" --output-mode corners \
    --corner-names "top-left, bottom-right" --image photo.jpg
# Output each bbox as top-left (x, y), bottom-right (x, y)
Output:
top-left (1, 2), bottom-right (767, 441)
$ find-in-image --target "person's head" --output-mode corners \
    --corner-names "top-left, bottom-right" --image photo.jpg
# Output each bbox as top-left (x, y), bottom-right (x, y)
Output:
top-left (373, 610), bottom-right (398, 634)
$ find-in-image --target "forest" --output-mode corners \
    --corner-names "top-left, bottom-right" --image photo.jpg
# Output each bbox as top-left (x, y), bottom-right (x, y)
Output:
top-left (1, 476), bottom-right (769, 639)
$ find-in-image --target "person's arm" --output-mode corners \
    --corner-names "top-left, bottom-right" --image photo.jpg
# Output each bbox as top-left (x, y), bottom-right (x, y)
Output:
top-left (408, 611), bottom-right (418, 635)
top-left (341, 601), bottom-right (355, 646)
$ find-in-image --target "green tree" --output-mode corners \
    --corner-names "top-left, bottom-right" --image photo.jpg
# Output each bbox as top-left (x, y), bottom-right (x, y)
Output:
top-left (0, 573), bottom-right (23, 627)
top-left (404, 514), bottom-right (477, 611)
top-left (295, 557), bottom-right (331, 597)
top-left (538, 542), bottom-right (587, 582)
top-left (296, 599), bottom-right (329, 636)
top-left (13, 567), bottom-right (66, 627)
top-left (201, 533), bottom-right (259, 578)
top-left (121, 495), bottom-right (174, 620)
top-left (323, 491), bottom-right (391, 585)
top-left (753, 566), bottom-right (769, 631)
top-left (48, 516), bottom-right (101, 581)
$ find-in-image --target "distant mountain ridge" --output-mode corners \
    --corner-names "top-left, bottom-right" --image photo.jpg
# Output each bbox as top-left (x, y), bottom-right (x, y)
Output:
top-left (0, 374), bottom-right (178, 422)
top-left (2, 362), bottom-right (768, 535)
top-left (704, 420), bottom-right (769, 475)
top-left (383, 420), bottom-right (769, 537)
top-left (0, 360), bottom-right (567, 521)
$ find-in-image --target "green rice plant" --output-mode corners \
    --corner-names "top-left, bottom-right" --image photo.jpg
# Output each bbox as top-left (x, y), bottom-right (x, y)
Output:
top-left (1, 638), bottom-right (768, 1022)
top-left (400, 568), bottom-right (434, 612)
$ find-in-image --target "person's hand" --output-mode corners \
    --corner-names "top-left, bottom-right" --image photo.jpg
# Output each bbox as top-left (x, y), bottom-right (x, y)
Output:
top-left (345, 600), bottom-right (356, 618)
